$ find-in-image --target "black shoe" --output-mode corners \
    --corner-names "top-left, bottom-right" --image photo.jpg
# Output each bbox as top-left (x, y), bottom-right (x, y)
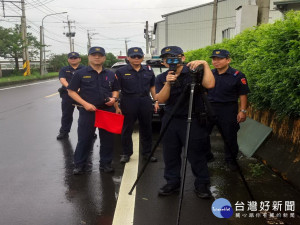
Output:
top-left (143, 154), bottom-right (158, 162)
top-left (73, 165), bottom-right (85, 175)
top-left (195, 184), bottom-right (212, 199)
top-left (206, 153), bottom-right (215, 163)
top-left (93, 133), bottom-right (97, 139)
top-left (120, 155), bottom-right (130, 163)
top-left (226, 161), bottom-right (238, 171)
top-left (99, 164), bottom-right (114, 173)
top-left (57, 132), bottom-right (69, 140)
top-left (158, 183), bottom-right (180, 196)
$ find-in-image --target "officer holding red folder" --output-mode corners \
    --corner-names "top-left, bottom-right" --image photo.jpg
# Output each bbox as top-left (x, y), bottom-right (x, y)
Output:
top-left (67, 46), bottom-right (119, 174)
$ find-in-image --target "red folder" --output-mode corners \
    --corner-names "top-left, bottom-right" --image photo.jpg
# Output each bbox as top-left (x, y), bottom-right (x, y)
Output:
top-left (94, 109), bottom-right (124, 134)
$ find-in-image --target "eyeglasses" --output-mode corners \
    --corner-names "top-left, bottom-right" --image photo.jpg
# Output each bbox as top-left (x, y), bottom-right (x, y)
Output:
top-left (130, 55), bottom-right (143, 59)
top-left (69, 57), bottom-right (78, 59)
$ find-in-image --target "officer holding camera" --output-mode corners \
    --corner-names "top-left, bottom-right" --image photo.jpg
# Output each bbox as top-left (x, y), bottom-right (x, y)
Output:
top-left (57, 52), bottom-right (84, 140)
top-left (206, 49), bottom-right (250, 171)
top-left (115, 47), bottom-right (158, 164)
top-left (155, 46), bottom-right (215, 198)
top-left (67, 47), bottom-right (119, 175)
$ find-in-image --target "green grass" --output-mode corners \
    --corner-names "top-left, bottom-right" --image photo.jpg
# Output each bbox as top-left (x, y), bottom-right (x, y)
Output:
top-left (0, 71), bottom-right (58, 85)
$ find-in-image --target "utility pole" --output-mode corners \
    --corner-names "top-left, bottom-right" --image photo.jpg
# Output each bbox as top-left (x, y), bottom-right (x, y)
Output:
top-left (87, 30), bottom-right (98, 53)
top-left (21, 0), bottom-right (30, 76)
top-left (211, 0), bottom-right (218, 45)
top-left (63, 17), bottom-right (75, 52)
top-left (87, 31), bottom-right (91, 52)
top-left (125, 39), bottom-right (129, 56)
top-left (144, 21), bottom-right (149, 54)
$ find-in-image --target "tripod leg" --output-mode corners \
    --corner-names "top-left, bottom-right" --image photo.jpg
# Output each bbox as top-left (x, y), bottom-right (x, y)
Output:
top-left (128, 85), bottom-right (190, 195)
top-left (176, 83), bottom-right (196, 225)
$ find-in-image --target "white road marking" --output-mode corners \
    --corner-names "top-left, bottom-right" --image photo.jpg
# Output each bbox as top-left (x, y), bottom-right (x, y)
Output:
top-left (0, 79), bottom-right (56, 91)
top-left (44, 92), bottom-right (59, 98)
top-left (113, 132), bottom-right (139, 225)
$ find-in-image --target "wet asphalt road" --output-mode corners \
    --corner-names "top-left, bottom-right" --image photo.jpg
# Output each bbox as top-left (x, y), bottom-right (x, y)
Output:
top-left (0, 80), bottom-right (123, 225)
top-left (1, 79), bottom-right (300, 225)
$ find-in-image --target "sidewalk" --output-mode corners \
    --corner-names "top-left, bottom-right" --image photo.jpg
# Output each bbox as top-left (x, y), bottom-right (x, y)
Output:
top-left (133, 127), bottom-right (300, 225)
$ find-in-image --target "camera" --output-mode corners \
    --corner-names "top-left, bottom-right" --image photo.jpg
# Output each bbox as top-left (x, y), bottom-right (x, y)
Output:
top-left (166, 57), bottom-right (182, 72)
top-left (189, 64), bottom-right (204, 84)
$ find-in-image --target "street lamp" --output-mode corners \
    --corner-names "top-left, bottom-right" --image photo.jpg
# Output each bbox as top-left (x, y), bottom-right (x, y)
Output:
top-left (40, 12), bottom-right (67, 76)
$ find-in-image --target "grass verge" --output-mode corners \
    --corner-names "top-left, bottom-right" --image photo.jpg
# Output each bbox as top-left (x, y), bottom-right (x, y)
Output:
top-left (0, 72), bottom-right (58, 87)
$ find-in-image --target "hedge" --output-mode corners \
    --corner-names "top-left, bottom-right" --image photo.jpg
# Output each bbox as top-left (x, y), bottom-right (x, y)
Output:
top-left (185, 11), bottom-right (300, 118)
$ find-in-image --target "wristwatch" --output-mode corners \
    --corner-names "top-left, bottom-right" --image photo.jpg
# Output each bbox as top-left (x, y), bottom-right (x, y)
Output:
top-left (240, 109), bottom-right (247, 113)
top-left (112, 97), bottom-right (119, 102)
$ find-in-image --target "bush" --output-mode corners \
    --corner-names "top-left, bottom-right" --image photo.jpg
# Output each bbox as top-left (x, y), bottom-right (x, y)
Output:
top-left (185, 11), bottom-right (300, 118)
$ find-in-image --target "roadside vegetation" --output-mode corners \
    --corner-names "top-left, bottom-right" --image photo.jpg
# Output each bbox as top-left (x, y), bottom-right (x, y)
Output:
top-left (185, 11), bottom-right (300, 118)
top-left (0, 71), bottom-right (58, 86)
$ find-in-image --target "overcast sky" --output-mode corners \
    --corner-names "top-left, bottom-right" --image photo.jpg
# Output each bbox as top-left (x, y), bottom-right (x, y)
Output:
top-left (1, 0), bottom-right (212, 57)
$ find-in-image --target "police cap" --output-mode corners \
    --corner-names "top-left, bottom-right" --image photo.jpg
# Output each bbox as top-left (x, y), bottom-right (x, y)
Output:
top-left (128, 47), bottom-right (144, 57)
top-left (160, 46), bottom-right (184, 58)
top-left (88, 46), bottom-right (106, 56)
top-left (68, 52), bottom-right (80, 58)
top-left (210, 49), bottom-right (230, 58)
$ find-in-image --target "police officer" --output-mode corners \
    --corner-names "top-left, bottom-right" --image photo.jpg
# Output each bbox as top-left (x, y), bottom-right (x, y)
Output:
top-left (57, 52), bottom-right (84, 140)
top-left (67, 47), bottom-right (119, 174)
top-left (155, 46), bottom-right (215, 198)
top-left (115, 47), bottom-right (159, 163)
top-left (207, 49), bottom-right (250, 171)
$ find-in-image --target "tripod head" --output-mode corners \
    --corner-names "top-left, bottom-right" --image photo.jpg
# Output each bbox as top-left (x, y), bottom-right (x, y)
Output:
top-left (189, 64), bottom-right (204, 85)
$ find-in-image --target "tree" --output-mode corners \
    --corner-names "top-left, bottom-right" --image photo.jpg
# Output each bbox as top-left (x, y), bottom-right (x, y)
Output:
top-left (104, 53), bottom-right (119, 68)
top-left (48, 52), bottom-right (119, 72)
top-left (0, 25), bottom-right (40, 71)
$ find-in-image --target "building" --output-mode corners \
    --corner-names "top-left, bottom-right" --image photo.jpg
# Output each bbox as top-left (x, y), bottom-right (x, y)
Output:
top-left (152, 0), bottom-right (286, 55)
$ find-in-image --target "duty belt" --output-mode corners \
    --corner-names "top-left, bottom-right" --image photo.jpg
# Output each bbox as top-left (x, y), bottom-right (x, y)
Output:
top-left (122, 93), bottom-right (149, 97)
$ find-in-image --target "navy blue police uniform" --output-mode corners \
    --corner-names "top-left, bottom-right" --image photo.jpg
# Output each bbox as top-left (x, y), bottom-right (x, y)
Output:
top-left (58, 52), bottom-right (84, 136)
top-left (116, 57), bottom-right (155, 159)
top-left (67, 64), bottom-right (119, 170)
top-left (156, 64), bottom-right (210, 192)
top-left (207, 50), bottom-right (250, 164)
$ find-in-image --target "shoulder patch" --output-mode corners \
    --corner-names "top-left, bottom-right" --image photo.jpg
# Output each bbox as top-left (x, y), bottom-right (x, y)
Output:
top-left (241, 78), bottom-right (247, 85)
top-left (83, 76), bottom-right (91, 79)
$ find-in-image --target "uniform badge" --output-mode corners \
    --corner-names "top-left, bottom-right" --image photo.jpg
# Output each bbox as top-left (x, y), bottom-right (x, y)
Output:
top-left (95, 48), bottom-right (100, 51)
top-left (72, 53), bottom-right (75, 55)
top-left (83, 76), bottom-right (91, 79)
top-left (241, 78), bottom-right (247, 85)
top-left (165, 48), bottom-right (171, 52)
top-left (125, 73), bottom-right (131, 76)
top-left (216, 51), bottom-right (220, 54)
top-left (134, 49), bottom-right (138, 52)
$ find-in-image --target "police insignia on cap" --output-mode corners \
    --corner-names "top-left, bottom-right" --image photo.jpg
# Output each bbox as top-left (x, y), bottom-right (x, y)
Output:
top-left (216, 51), bottom-right (220, 54)
top-left (72, 53), bottom-right (75, 55)
top-left (165, 48), bottom-right (171, 52)
top-left (95, 48), bottom-right (100, 51)
top-left (134, 49), bottom-right (138, 52)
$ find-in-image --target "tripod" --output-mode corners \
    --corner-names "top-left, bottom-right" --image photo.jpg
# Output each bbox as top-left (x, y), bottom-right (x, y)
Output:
top-left (129, 67), bottom-right (254, 225)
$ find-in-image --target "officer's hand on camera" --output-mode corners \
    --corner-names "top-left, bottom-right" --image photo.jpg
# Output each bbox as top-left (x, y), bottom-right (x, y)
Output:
top-left (105, 97), bottom-right (116, 106)
top-left (166, 71), bottom-right (177, 84)
top-left (187, 60), bottom-right (208, 71)
top-left (84, 102), bottom-right (97, 111)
